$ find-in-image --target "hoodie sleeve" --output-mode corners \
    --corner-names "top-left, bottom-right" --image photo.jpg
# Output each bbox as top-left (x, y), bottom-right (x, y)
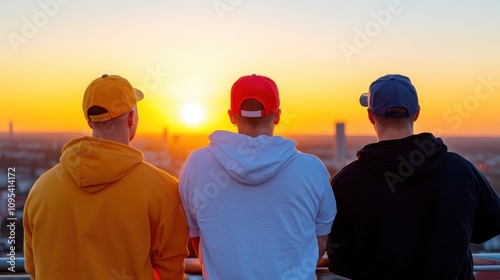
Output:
top-left (178, 155), bottom-right (200, 238)
top-left (327, 165), bottom-right (358, 279)
top-left (23, 196), bottom-right (36, 279)
top-left (150, 175), bottom-right (189, 280)
top-left (316, 169), bottom-right (337, 236)
top-left (471, 169), bottom-right (500, 244)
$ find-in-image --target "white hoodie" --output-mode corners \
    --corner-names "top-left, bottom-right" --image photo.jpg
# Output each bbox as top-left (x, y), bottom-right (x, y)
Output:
top-left (179, 130), bottom-right (336, 280)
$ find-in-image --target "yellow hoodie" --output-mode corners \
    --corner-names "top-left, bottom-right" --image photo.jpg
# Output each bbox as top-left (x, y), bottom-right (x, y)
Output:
top-left (23, 136), bottom-right (188, 280)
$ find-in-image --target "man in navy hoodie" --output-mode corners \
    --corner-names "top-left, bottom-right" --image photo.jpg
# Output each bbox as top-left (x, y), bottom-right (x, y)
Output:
top-left (327, 74), bottom-right (500, 280)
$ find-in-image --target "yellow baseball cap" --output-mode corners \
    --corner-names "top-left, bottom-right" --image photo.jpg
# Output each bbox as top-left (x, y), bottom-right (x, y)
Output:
top-left (82, 74), bottom-right (144, 122)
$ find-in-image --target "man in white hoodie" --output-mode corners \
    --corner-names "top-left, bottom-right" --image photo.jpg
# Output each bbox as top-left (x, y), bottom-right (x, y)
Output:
top-left (179, 73), bottom-right (337, 279)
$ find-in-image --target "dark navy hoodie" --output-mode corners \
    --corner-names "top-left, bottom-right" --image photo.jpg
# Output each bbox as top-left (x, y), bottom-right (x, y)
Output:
top-left (327, 133), bottom-right (500, 280)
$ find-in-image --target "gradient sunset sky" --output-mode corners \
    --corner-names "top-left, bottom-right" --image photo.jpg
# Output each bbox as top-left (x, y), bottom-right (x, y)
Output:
top-left (2, 0), bottom-right (500, 137)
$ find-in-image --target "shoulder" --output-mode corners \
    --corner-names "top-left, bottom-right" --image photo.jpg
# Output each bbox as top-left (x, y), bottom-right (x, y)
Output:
top-left (179, 147), bottom-right (215, 186)
top-left (25, 163), bottom-right (69, 210)
top-left (29, 163), bottom-right (67, 191)
top-left (440, 151), bottom-right (479, 175)
top-left (287, 152), bottom-right (330, 177)
top-left (294, 152), bottom-right (328, 168)
top-left (443, 151), bottom-right (473, 164)
top-left (330, 160), bottom-right (364, 191)
top-left (182, 147), bottom-right (214, 170)
top-left (278, 152), bottom-right (332, 191)
top-left (333, 160), bottom-right (364, 180)
top-left (132, 162), bottom-right (181, 202)
top-left (140, 161), bottom-right (178, 183)
top-left (187, 146), bottom-right (212, 160)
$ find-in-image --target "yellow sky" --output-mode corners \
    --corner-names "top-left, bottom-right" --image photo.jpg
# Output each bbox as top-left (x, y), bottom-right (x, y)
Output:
top-left (2, 1), bottom-right (500, 137)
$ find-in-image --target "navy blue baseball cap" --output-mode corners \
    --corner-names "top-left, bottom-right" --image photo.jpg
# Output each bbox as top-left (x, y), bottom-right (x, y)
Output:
top-left (359, 74), bottom-right (419, 118)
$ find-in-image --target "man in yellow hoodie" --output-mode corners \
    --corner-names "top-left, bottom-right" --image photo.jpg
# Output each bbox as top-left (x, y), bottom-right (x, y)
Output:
top-left (23, 74), bottom-right (189, 280)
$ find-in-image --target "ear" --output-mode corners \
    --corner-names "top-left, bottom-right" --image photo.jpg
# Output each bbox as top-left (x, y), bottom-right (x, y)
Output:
top-left (413, 107), bottom-right (420, 122)
top-left (87, 120), bottom-right (93, 129)
top-left (367, 109), bottom-right (375, 124)
top-left (228, 109), bottom-right (237, 125)
top-left (128, 110), bottom-right (135, 127)
top-left (273, 109), bottom-right (281, 125)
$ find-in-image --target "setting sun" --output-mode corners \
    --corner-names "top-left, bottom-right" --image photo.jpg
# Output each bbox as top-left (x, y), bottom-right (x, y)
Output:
top-left (181, 103), bottom-right (204, 126)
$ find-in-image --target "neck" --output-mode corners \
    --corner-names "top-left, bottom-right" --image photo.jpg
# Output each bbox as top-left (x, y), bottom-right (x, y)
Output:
top-left (237, 126), bottom-right (274, 138)
top-left (375, 127), bottom-right (414, 141)
top-left (92, 128), bottom-right (130, 145)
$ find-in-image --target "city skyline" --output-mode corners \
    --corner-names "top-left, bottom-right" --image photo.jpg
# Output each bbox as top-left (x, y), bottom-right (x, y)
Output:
top-left (2, 0), bottom-right (500, 136)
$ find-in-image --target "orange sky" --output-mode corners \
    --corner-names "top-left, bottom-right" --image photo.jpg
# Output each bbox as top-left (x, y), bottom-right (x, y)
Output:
top-left (2, 1), bottom-right (500, 137)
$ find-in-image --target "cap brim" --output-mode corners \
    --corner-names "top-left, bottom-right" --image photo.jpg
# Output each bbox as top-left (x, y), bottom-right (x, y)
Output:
top-left (133, 88), bottom-right (144, 101)
top-left (359, 93), bottom-right (368, 107)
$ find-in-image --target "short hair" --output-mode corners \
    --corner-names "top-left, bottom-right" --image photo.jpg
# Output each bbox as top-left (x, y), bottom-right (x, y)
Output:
top-left (372, 107), bottom-right (415, 128)
top-left (385, 107), bottom-right (409, 117)
top-left (235, 99), bottom-right (275, 126)
top-left (87, 106), bottom-right (109, 119)
top-left (241, 98), bottom-right (264, 111)
top-left (87, 105), bottom-right (135, 124)
top-left (373, 114), bottom-right (414, 128)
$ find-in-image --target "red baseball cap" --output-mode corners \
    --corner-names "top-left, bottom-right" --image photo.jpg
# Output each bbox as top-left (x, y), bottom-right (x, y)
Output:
top-left (230, 74), bottom-right (280, 117)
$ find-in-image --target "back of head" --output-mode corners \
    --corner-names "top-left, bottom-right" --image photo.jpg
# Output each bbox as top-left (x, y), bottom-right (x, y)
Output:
top-left (83, 74), bottom-right (144, 142)
top-left (359, 74), bottom-right (420, 131)
top-left (229, 73), bottom-right (281, 136)
top-left (83, 74), bottom-right (144, 122)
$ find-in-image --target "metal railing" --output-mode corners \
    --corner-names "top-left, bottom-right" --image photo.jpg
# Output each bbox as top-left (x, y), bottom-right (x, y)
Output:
top-left (1, 254), bottom-right (500, 279)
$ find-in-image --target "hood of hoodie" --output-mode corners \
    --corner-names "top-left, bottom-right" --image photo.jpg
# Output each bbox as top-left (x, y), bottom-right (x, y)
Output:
top-left (357, 133), bottom-right (447, 178)
top-left (208, 130), bottom-right (299, 185)
top-left (60, 136), bottom-right (144, 194)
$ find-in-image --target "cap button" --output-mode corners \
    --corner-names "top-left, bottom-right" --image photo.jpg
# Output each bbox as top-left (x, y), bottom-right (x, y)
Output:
top-left (251, 73), bottom-right (256, 76)
top-left (102, 74), bottom-right (109, 78)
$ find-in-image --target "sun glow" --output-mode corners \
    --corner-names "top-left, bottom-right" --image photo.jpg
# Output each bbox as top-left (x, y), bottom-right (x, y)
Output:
top-left (181, 103), bottom-right (204, 126)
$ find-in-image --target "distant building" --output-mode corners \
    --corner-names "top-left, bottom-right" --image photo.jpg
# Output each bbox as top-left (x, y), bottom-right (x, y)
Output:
top-left (163, 127), bottom-right (168, 148)
top-left (335, 122), bottom-right (346, 168)
top-left (9, 121), bottom-right (13, 137)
